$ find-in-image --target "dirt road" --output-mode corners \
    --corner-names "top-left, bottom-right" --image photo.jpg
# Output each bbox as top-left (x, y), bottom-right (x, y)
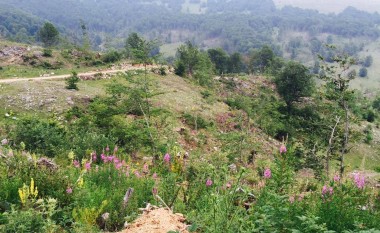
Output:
top-left (0, 65), bottom-right (158, 84)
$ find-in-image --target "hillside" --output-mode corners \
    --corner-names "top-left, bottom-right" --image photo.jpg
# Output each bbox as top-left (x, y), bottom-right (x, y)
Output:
top-left (1, 4), bottom-right (380, 231)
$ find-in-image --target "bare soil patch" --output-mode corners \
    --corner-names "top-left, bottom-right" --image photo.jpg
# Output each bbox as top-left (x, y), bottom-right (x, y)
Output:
top-left (122, 208), bottom-right (189, 233)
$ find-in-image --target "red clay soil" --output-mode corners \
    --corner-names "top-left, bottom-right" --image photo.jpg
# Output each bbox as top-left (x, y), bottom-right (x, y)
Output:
top-left (122, 208), bottom-right (189, 233)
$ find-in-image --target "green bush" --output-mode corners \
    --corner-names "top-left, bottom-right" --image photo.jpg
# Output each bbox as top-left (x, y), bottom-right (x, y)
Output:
top-left (42, 49), bottom-right (53, 57)
top-left (102, 51), bottom-right (122, 63)
top-left (183, 113), bottom-right (210, 130)
top-left (66, 71), bottom-right (80, 90)
top-left (11, 116), bottom-right (66, 157)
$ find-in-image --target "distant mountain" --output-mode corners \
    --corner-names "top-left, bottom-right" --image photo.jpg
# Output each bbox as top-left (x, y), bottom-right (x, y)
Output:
top-left (273, 0), bottom-right (380, 14)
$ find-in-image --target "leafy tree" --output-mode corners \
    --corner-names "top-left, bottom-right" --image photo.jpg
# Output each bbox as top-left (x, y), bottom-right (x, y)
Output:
top-left (175, 41), bottom-right (214, 86)
top-left (359, 67), bottom-right (368, 77)
top-left (249, 45), bottom-right (275, 74)
top-left (363, 55), bottom-right (373, 67)
top-left (125, 32), bottom-right (144, 59)
top-left (175, 41), bottom-right (200, 77)
top-left (207, 48), bottom-right (228, 75)
top-left (38, 22), bottom-right (59, 47)
top-left (275, 61), bottom-right (315, 109)
top-left (318, 50), bottom-right (356, 176)
top-left (227, 52), bottom-right (244, 74)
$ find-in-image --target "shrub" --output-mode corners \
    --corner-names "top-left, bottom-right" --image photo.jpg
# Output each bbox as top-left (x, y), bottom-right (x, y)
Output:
top-left (11, 116), bottom-right (66, 157)
top-left (66, 71), bottom-right (80, 90)
top-left (102, 51), bottom-right (122, 63)
top-left (182, 113), bottom-right (210, 130)
top-left (42, 49), bottom-right (53, 57)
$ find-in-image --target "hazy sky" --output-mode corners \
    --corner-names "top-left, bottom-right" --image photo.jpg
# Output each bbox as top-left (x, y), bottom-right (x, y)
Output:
top-left (273, 0), bottom-right (380, 13)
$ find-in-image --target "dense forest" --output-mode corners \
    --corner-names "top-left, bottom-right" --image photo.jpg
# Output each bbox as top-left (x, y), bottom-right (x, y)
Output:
top-left (1, 0), bottom-right (380, 55)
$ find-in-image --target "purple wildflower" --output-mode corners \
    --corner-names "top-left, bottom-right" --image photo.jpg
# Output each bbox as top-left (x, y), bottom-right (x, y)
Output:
top-left (85, 162), bottom-right (91, 171)
top-left (73, 160), bottom-right (80, 168)
top-left (101, 153), bottom-right (106, 162)
top-left (333, 174), bottom-right (340, 182)
top-left (206, 178), bottom-right (213, 187)
top-left (152, 173), bottom-right (158, 179)
top-left (143, 163), bottom-right (149, 173)
top-left (115, 162), bottom-right (122, 170)
top-left (280, 144), bottom-right (287, 154)
top-left (354, 173), bottom-right (365, 189)
top-left (264, 168), bottom-right (271, 179)
top-left (106, 145), bottom-right (110, 152)
top-left (164, 153), bottom-right (171, 163)
top-left (134, 170), bottom-right (141, 178)
top-left (66, 187), bottom-right (73, 194)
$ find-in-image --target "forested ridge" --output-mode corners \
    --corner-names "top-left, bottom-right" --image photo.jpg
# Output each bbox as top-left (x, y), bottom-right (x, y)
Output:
top-left (1, 0), bottom-right (380, 53)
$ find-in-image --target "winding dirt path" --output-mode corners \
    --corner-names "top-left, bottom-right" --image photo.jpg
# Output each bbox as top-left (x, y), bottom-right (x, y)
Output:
top-left (0, 65), bottom-right (159, 84)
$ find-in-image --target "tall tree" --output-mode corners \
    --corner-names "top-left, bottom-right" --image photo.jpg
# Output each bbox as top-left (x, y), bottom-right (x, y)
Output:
top-left (275, 61), bottom-right (315, 109)
top-left (38, 22), bottom-right (59, 47)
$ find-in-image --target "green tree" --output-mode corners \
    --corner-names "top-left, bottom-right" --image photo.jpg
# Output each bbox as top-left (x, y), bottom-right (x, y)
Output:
top-left (175, 41), bottom-right (200, 77)
top-left (66, 71), bottom-right (80, 90)
top-left (363, 55), bottom-right (373, 67)
top-left (207, 48), bottom-right (228, 75)
top-left (275, 61), bottom-right (315, 109)
top-left (249, 45), bottom-right (275, 74)
top-left (318, 50), bottom-right (356, 176)
top-left (227, 52), bottom-right (244, 73)
top-left (175, 41), bottom-right (214, 86)
top-left (38, 22), bottom-right (59, 47)
top-left (359, 67), bottom-right (368, 77)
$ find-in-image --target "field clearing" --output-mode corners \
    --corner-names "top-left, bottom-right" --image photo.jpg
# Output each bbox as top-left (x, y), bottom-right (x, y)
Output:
top-left (351, 39), bottom-right (380, 92)
top-left (181, 0), bottom-right (207, 14)
top-left (160, 42), bottom-right (183, 57)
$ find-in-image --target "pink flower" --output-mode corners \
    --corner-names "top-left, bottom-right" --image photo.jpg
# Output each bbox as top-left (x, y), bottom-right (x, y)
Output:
top-left (107, 156), bottom-right (115, 163)
top-left (134, 170), bottom-right (141, 178)
top-left (322, 185), bottom-right (333, 197)
top-left (101, 153), bottom-right (106, 162)
top-left (226, 182), bottom-right (232, 189)
top-left (152, 173), bottom-right (158, 179)
top-left (354, 173), bottom-right (365, 189)
top-left (114, 146), bottom-right (118, 154)
top-left (279, 145), bottom-right (287, 154)
top-left (73, 160), bottom-right (80, 168)
top-left (164, 153), bottom-right (171, 163)
top-left (206, 178), bottom-right (213, 187)
top-left (106, 145), bottom-right (110, 152)
top-left (289, 196), bottom-right (295, 204)
top-left (91, 152), bottom-right (97, 161)
top-left (115, 162), bottom-right (122, 170)
top-left (143, 163), bottom-right (149, 173)
top-left (322, 185), bottom-right (328, 195)
top-left (113, 158), bottom-right (120, 164)
top-left (66, 187), bottom-right (73, 194)
top-left (264, 168), bottom-right (271, 179)
top-left (85, 162), bottom-right (91, 171)
top-left (333, 174), bottom-right (340, 182)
